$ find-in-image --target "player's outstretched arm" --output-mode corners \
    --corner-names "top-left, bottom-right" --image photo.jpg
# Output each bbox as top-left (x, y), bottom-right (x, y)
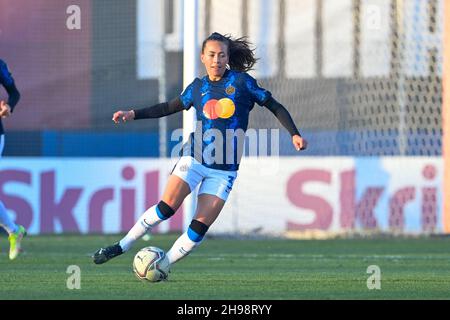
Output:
top-left (112, 97), bottom-right (185, 124)
top-left (4, 82), bottom-right (20, 112)
top-left (264, 97), bottom-right (308, 151)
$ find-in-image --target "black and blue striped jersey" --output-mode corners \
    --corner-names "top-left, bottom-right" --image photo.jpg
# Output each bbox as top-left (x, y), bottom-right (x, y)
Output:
top-left (180, 69), bottom-right (272, 171)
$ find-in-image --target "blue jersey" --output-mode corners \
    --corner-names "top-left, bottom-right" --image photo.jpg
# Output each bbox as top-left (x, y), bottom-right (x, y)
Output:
top-left (180, 69), bottom-right (271, 171)
top-left (0, 60), bottom-right (15, 88)
top-left (0, 59), bottom-right (18, 135)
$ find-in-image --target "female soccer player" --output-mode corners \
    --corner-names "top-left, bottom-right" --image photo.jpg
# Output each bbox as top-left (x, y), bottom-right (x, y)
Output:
top-left (0, 59), bottom-right (26, 260)
top-left (93, 32), bottom-right (307, 267)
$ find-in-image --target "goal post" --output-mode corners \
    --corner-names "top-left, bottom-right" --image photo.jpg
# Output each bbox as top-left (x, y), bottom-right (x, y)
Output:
top-left (182, 0), bottom-right (200, 231)
top-left (443, 0), bottom-right (450, 232)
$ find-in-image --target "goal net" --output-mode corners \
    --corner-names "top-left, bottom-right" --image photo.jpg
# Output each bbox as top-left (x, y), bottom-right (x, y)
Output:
top-left (199, 0), bottom-right (446, 236)
top-left (201, 0), bottom-right (443, 157)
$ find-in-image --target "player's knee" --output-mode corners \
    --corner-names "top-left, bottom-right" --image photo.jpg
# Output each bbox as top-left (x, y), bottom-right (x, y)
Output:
top-left (156, 200), bottom-right (175, 220)
top-left (187, 219), bottom-right (209, 243)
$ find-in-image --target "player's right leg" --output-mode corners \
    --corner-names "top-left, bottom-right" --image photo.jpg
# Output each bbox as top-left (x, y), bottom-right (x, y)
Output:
top-left (93, 157), bottom-right (201, 264)
top-left (92, 175), bottom-right (191, 264)
top-left (0, 200), bottom-right (18, 235)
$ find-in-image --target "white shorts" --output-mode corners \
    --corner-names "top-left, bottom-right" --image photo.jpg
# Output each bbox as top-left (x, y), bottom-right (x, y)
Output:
top-left (171, 156), bottom-right (238, 201)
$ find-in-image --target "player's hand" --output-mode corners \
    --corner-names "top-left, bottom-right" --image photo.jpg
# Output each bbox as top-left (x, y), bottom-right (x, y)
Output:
top-left (112, 110), bottom-right (135, 123)
top-left (0, 101), bottom-right (11, 118)
top-left (293, 135), bottom-right (307, 151)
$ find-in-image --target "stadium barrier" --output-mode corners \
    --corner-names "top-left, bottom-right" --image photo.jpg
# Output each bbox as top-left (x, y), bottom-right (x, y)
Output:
top-left (0, 156), bottom-right (443, 236)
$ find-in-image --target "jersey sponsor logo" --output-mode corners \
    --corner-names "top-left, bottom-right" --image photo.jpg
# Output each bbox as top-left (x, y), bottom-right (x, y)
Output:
top-left (203, 98), bottom-right (235, 119)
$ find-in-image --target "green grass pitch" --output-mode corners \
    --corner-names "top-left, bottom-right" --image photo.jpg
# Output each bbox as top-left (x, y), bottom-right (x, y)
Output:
top-left (0, 234), bottom-right (449, 300)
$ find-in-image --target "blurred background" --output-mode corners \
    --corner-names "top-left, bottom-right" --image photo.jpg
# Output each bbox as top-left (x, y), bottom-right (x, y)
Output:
top-left (0, 0), bottom-right (447, 236)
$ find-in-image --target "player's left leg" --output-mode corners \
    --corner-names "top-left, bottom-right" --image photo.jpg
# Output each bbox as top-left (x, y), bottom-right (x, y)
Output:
top-left (167, 169), bottom-right (237, 264)
top-left (166, 193), bottom-right (225, 264)
top-left (0, 135), bottom-right (27, 260)
top-left (0, 138), bottom-right (15, 232)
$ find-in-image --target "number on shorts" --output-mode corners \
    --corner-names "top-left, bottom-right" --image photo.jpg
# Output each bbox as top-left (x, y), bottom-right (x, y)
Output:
top-left (226, 175), bottom-right (235, 192)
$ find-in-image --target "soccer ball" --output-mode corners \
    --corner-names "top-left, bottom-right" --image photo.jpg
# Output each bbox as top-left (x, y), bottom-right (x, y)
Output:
top-left (133, 246), bottom-right (170, 282)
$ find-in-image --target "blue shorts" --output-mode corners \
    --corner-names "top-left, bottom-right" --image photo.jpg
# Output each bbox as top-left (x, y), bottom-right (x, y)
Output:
top-left (171, 156), bottom-right (237, 201)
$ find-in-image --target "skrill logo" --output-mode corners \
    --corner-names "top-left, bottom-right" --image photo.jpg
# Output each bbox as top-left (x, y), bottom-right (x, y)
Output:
top-left (286, 163), bottom-right (440, 233)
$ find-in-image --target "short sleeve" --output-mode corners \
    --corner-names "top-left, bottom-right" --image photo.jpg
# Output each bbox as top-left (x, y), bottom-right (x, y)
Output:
top-left (179, 79), bottom-right (197, 110)
top-left (244, 73), bottom-right (272, 106)
top-left (0, 60), bottom-right (14, 87)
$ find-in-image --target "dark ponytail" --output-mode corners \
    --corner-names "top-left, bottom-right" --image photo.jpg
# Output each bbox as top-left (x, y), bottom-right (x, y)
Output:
top-left (202, 32), bottom-right (258, 72)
